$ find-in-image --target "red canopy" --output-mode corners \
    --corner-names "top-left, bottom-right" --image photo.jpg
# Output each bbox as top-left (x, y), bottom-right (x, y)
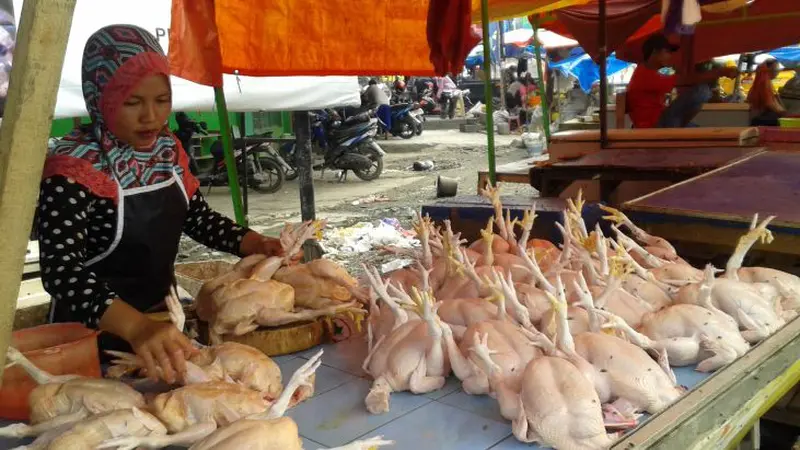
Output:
top-left (618, 0), bottom-right (800, 64)
top-left (540, 0), bottom-right (800, 66)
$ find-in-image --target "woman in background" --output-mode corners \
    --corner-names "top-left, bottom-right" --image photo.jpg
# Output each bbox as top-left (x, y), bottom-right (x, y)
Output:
top-left (748, 59), bottom-right (785, 126)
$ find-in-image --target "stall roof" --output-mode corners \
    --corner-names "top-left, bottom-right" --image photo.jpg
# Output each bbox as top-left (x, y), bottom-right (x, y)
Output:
top-left (617, 0), bottom-right (800, 64)
top-left (539, 0), bottom-right (800, 65)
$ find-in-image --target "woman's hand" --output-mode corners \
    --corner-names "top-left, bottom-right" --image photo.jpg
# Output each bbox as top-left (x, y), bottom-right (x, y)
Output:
top-left (100, 300), bottom-right (196, 384)
top-left (127, 317), bottom-right (197, 384)
top-left (240, 231), bottom-right (303, 262)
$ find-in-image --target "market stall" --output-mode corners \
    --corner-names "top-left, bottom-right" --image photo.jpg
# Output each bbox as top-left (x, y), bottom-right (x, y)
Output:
top-left (1, 1), bottom-right (800, 450)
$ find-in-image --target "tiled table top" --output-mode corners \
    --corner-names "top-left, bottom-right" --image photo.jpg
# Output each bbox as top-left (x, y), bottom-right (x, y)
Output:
top-left (0, 337), bottom-right (712, 450)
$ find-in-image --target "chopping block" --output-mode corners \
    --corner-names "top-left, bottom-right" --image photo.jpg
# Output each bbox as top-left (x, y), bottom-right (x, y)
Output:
top-left (420, 195), bottom-right (611, 245)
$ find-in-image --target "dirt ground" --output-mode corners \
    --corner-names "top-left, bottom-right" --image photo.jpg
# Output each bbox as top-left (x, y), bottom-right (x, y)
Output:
top-left (178, 129), bottom-right (543, 275)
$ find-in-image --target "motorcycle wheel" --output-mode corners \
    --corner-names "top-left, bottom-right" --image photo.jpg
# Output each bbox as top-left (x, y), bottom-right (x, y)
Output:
top-left (414, 120), bottom-right (423, 136)
top-left (353, 145), bottom-right (384, 181)
top-left (249, 157), bottom-right (285, 194)
top-left (398, 119), bottom-right (415, 140)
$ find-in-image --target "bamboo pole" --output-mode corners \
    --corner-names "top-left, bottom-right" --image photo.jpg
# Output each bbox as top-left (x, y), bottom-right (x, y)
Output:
top-left (0, 0), bottom-right (77, 379)
top-left (480, 0), bottom-right (497, 185)
top-left (213, 87), bottom-right (246, 226)
top-left (532, 18), bottom-right (551, 143)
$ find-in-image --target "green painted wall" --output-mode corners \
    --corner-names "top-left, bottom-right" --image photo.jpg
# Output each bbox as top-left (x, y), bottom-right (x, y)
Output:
top-left (49, 111), bottom-right (291, 139)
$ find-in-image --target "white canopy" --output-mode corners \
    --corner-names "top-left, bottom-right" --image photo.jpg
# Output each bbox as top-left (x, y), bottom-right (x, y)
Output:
top-left (12, 0), bottom-right (361, 119)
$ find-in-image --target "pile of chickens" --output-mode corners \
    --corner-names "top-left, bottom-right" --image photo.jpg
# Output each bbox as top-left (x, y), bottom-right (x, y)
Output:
top-left (0, 221), bottom-right (390, 450)
top-left (360, 186), bottom-right (799, 450)
top-left (195, 220), bottom-right (368, 344)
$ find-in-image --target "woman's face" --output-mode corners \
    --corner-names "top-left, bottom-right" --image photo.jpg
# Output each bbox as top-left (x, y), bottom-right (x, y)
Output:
top-left (113, 74), bottom-right (172, 149)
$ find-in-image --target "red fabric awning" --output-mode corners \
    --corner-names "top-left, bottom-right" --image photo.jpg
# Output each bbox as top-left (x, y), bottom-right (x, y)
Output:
top-left (617, 0), bottom-right (800, 64)
top-left (545, 0), bottom-right (661, 60)
top-left (538, 0), bottom-right (800, 67)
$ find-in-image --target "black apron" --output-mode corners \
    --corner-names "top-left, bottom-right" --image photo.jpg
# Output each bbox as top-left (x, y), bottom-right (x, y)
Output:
top-left (50, 169), bottom-right (189, 360)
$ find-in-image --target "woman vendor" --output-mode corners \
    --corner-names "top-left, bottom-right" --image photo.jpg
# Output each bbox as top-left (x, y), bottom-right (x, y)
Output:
top-left (748, 59), bottom-right (786, 126)
top-left (38, 25), bottom-right (284, 385)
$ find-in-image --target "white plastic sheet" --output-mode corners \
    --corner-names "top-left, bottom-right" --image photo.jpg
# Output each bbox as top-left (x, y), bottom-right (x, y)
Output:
top-left (12, 0), bottom-right (360, 119)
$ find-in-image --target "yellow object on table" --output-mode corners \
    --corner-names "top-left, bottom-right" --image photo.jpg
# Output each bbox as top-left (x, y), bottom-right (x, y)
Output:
top-left (779, 118), bottom-right (800, 128)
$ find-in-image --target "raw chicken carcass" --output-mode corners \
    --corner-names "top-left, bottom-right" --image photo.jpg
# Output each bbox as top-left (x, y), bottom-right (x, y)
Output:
top-left (468, 289), bottom-right (621, 449)
top-left (555, 274), bottom-right (684, 416)
top-left (107, 341), bottom-right (285, 401)
top-left (183, 417), bottom-right (393, 450)
top-left (0, 348), bottom-right (145, 440)
top-left (725, 215), bottom-right (800, 316)
top-left (601, 205), bottom-right (683, 264)
top-left (361, 284), bottom-right (450, 414)
top-left (674, 266), bottom-right (784, 343)
top-left (97, 352), bottom-right (323, 449)
top-left (441, 272), bottom-right (553, 395)
top-left (16, 408), bottom-right (166, 450)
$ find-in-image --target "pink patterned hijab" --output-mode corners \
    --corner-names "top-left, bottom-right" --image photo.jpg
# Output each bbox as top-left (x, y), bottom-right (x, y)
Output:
top-left (42, 24), bottom-right (198, 202)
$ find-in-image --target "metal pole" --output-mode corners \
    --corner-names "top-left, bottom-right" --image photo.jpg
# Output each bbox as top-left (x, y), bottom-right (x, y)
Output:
top-left (0, 0), bottom-right (77, 379)
top-left (292, 111), bottom-right (322, 261)
top-left (532, 18), bottom-right (551, 143)
top-left (498, 22), bottom-right (506, 111)
top-left (213, 87), bottom-right (246, 226)
top-left (598, 0), bottom-right (609, 148)
top-left (480, 0), bottom-right (497, 185)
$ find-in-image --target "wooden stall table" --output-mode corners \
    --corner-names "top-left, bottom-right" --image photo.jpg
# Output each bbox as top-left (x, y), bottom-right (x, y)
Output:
top-left (530, 147), bottom-right (764, 203)
top-left (549, 127), bottom-right (761, 160)
top-left (758, 127), bottom-right (800, 152)
top-left (623, 151), bottom-right (800, 258)
top-left (476, 156), bottom-right (543, 194)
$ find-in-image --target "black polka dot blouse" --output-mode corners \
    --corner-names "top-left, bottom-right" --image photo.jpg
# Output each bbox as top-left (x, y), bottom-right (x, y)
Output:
top-left (37, 175), bottom-right (250, 328)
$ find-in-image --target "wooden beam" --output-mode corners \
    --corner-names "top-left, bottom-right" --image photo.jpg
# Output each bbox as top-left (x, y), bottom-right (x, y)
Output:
top-left (0, 0), bottom-right (77, 379)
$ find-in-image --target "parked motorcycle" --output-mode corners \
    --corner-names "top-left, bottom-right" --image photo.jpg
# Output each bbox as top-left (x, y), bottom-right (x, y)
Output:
top-left (200, 138), bottom-right (285, 194)
top-left (409, 103), bottom-right (425, 135)
top-left (173, 112), bottom-right (208, 175)
top-left (280, 110), bottom-right (385, 182)
top-left (376, 103), bottom-right (419, 140)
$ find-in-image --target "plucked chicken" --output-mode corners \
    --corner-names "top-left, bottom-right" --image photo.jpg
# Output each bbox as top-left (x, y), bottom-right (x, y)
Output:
top-left (0, 348), bottom-right (145, 440)
top-left (469, 290), bottom-right (619, 449)
top-left (197, 221), bottom-right (364, 343)
top-left (14, 408), bottom-right (166, 450)
top-left (561, 273), bottom-right (684, 416)
top-left (96, 352), bottom-right (322, 449)
top-left (361, 282), bottom-right (450, 414)
top-left (441, 271), bottom-right (552, 395)
top-left (725, 214), bottom-right (800, 316)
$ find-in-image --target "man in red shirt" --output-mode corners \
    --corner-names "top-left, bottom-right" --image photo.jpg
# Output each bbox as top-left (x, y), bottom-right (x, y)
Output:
top-left (627, 34), bottom-right (738, 128)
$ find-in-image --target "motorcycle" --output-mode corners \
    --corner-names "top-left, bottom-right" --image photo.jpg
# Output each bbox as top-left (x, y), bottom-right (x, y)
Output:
top-left (280, 110), bottom-right (385, 182)
top-left (376, 103), bottom-right (418, 140)
top-left (417, 83), bottom-right (438, 115)
top-left (173, 113), bottom-right (208, 175)
top-left (409, 103), bottom-right (425, 136)
top-left (199, 137), bottom-right (285, 194)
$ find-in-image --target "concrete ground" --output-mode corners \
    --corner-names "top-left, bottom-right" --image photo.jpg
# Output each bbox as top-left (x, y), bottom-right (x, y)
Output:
top-left (181, 129), bottom-right (539, 268)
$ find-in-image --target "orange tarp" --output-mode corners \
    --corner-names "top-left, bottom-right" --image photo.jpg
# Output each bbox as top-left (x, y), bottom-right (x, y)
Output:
top-left (170, 0), bottom-right (435, 86)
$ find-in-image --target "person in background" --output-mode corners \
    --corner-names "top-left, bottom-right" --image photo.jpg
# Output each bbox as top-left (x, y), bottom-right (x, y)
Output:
top-left (506, 76), bottom-right (526, 109)
top-left (561, 80), bottom-right (591, 122)
top-left (436, 73), bottom-right (458, 119)
top-left (363, 78), bottom-right (390, 110)
top-left (39, 25), bottom-right (292, 384)
top-left (748, 59), bottom-right (786, 126)
top-left (626, 33), bottom-right (738, 128)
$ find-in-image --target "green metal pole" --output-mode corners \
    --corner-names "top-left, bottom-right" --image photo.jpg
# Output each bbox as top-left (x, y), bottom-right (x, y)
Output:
top-left (480, 0), bottom-right (496, 185)
top-left (532, 18), bottom-right (551, 143)
top-left (213, 86), bottom-right (246, 226)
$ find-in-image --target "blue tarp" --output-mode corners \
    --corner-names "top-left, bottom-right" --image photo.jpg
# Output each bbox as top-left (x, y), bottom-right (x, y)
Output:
top-left (549, 49), bottom-right (632, 93)
top-left (768, 46), bottom-right (800, 66)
